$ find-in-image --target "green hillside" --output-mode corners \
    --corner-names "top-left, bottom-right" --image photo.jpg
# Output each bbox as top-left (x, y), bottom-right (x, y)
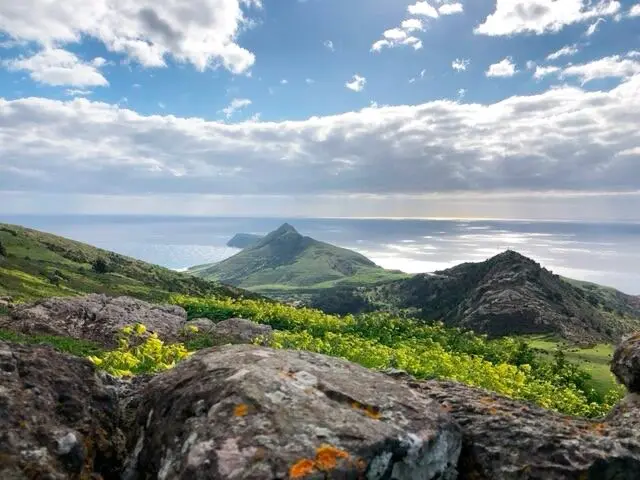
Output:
top-left (0, 223), bottom-right (256, 302)
top-left (308, 250), bottom-right (640, 344)
top-left (188, 223), bottom-right (409, 291)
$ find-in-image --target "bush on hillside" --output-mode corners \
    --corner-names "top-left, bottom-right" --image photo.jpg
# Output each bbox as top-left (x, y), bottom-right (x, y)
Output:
top-left (0, 241), bottom-right (6, 257)
top-left (92, 257), bottom-right (109, 274)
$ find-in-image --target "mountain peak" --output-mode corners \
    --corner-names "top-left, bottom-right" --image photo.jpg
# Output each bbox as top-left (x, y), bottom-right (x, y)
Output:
top-left (274, 223), bottom-right (298, 235)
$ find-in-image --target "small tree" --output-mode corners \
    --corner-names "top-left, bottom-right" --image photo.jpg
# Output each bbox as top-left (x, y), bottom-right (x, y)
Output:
top-left (92, 257), bottom-right (109, 274)
top-left (0, 241), bottom-right (6, 257)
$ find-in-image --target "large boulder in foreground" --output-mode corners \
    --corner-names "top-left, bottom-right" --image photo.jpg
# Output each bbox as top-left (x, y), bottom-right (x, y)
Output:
top-left (0, 341), bottom-right (126, 479)
top-left (611, 332), bottom-right (640, 393)
top-left (4, 294), bottom-right (187, 347)
top-left (124, 345), bottom-right (462, 479)
top-left (408, 380), bottom-right (640, 480)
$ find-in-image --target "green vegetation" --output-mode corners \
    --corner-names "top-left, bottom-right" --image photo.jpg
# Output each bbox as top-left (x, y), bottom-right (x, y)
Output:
top-left (87, 323), bottom-right (191, 377)
top-left (188, 223), bottom-right (409, 293)
top-left (171, 295), bottom-right (625, 418)
top-left (226, 233), bottom-right (264, 249)
top-left (0, 223), bottom-right (257, 302)
top-left (523, 334), bottom-right (617, 397)
top-left (0, 328), bottom-right (103, 357)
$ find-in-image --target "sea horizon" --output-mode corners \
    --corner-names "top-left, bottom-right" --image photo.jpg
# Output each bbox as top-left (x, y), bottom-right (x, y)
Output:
top-left (2, 214), bottom-right (640, 295)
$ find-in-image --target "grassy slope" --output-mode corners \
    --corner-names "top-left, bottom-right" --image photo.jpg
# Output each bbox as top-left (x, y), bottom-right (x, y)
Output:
top-left (521, 334), bottom-right (617, 396)
top-left (0, 223), bottom-right (256, 303)
top-left (190, 224), bottom-right (410, 292)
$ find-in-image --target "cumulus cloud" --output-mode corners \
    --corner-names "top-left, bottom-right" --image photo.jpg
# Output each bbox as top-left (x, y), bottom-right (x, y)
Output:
top-left (629, 4), bottom-right (640, 16)
top-left (65, 89), bottom-right (93, 96)
top-left (0, 0), bottom-right (260, 73)
top-left (439, 3), bottom-right (464, 15)
top-left (408, 1), bottom-right (439, 18)
top-left (486, 57), bottom-right (518, 77)
top-left (4, 48), bottom-right (109, 87)
top-left (475, 0), bottom-right (621, 36)
top-left (547, 44), bottom-right (579, 61)
top-left (2, 69), bottom-right (640, 204)
top-left (534, 65), bottom-right (560, 79)
top-left (371, 23), bottom-right (423, 52)
top-left (452, 58), bottom-right (470, 71)
top-left (561, 54), bottom-right (640, 83)
top-left (220, 97), bottom-right (251, 118)
top-left (345, 74), bottom-right (366, 92)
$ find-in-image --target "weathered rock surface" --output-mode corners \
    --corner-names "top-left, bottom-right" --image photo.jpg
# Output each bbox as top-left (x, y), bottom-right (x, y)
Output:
top-left (186, 318), bottom-right (216, 333)
top-left (409, 380), bottom-right (640, 479)
top-left (210, 317), bottom-right (273, 345)
top-left (4, 294), bottom-right (187, 347)
top-left (611, 332), bottom-right (640, 393)
top-left (124, 344), bottom-right (462, 480)
top-left (0, 341), bottom-right (126, 479)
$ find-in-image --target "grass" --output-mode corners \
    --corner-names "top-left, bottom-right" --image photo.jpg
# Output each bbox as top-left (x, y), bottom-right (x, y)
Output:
top-left (0, 328), bottom-right (103, 357)
top-left (520, 334), bottom-right (618, 396)
top-left (0, 223), bottom-right (258, 303)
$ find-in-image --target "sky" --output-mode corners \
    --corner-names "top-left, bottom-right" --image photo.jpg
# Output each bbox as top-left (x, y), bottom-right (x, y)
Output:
top-left (1, 0), bottom-right (640, 220)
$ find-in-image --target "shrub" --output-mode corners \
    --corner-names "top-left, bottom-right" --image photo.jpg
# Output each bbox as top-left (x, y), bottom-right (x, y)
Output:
top-left (0, 241), bottom-right (6, 257)
top-left (88, 323), bottom-right (191, 377)
top-left (92, 257), bottom-right (109, 274)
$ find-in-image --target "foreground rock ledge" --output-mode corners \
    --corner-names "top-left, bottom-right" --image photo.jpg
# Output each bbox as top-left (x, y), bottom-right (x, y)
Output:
top-left (0, 341), bottom-right (126, 480)
top-left (124, 345), bottom-right (462, 480)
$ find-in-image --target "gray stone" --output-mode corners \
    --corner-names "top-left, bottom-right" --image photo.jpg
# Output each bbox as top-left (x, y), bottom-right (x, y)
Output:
top-left (0, 341), bottom-right (126, 479)
top-left (4, 294), bottom-right (187, 347)
top-left (211, 317), bottom-right (273, 345)
top-left (611, 332), bottom-right (640, 392)
top-left (124, 345), bottom-right (462, 480)
top-left (186, 318), bottom-right (216, 333)
top-left (411, 379), bottom-right (640, 479)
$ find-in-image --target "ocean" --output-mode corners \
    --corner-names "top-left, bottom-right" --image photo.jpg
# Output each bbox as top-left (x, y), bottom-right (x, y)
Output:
top-left (2, 215), bottom-right (640, 295)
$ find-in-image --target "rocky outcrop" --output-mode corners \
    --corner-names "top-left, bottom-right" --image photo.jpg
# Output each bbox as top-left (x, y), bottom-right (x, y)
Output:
top-left (611, 332), bottom-right (640, 392)
top-left (3, 313), bottom-right (640, 479)
top-left (124, 345), bottom-right (462, 479)
top-left (0, 341), bottom-right (126, 479)
top-left (411, 380), bottom-right (640, 479)
top-left (210, 317), bottom-right (273, 345)
top-left (3, 294), bottom-right (187, 347)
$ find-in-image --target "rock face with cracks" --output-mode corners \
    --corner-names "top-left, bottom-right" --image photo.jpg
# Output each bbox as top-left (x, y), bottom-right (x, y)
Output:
top-left (0, 341), bottom-right (126, 479)
top-left (4, 294), bottom-right (187, 347)
top-left (123, 344), bottom-right (462, 479)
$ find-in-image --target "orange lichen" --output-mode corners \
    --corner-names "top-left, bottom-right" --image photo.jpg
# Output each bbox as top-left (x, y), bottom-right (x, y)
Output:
top-left (351, 401), bottom-right (382, 420)
top-left (289, 459), bottom-right (315, 478)
top-left (315, 444), bottom-right (349, 471)
top-left (289, 444), bottom-right (351, 478)
top-left (234, 403), bottom-right (249, 417)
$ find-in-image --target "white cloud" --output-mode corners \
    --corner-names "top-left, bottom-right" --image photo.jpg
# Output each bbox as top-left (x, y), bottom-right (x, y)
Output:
top-left (585, 17), bottom-right (605, 36)
top-left (475, 0), bottom-right (621, 36)
top-left (401, 18), bottom-right (424, 32)
top-left (64, 88), bottom-right (93, 96)
top-left (345, 74), bottom-right (366, 92)
top-left (452, 58), bottom-right (470, 71)
top-left (220, 97), bottom-right (251, 118)
top-left (420, 68), bottom-right (427, 78)
top-left (280, 79), bottom-right (288, 85)
top-left (629, 4), bottom-right (640, 16)
top-left (4, 48), bottom-right (109, 87)
top-left (486, 57), bottom-right (518, 77)
top-left (305, 78), bottom-right (314, 84)
top-left (324, 40), bottom-right (334, 51)
top-left (457, 88), bottom-right (466, 100)
top-left (547, 44), bottom-right (579, 61)
top-left (2, 73), bottom-right (640, 214)
top-left (0, 0), bottom-right (261, 74)
top-left (439, 3), bottom-right (464, 15)
top-left (372, 27), bottom-right (422, 52)
top-left (628, 51), bottom-right (640, 58)
top-left (534, 65), bottom-right (560, 79)
top-left (561, 54), bottom-right (640, 83)
top-left (408, 1), bottom-right (439, 18)
top-left (158, 102), bottom-right (166, 109)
